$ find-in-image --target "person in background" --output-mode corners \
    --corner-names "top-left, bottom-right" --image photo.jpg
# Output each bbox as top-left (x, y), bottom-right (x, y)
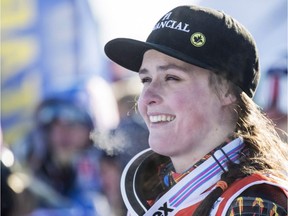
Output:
top-left (99, 154), bottom-right (127, 216)
top-left (33, 98), bottom-right (102, 196)
top-left (11, 75), bottom-right (122, 215)
top-left (13, 96), bottom-right (111, 216)
top-left (111, 77), bottom-right (149, 167)
top-left (29, 97), bottom-right (108, 215)
top-left (104, 5), bottom-right (288, 215)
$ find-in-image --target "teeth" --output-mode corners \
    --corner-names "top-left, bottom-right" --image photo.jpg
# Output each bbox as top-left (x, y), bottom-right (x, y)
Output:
top-left (149, 115), bottom-right (175, 123)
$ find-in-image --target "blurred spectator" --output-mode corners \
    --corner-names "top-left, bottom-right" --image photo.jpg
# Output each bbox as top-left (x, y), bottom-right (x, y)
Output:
top-left (99, 155), bottom-right (126, 216)
top-left (10, 79), bottom-right (122, 215)
top-left (110, 76), bottom-right (149, 167)
top-left (88, 76), bottom-right (149, 215)
top-left (33, 98), bottom-right (101, 194)
top-left (22, 97), bottom-right (111, 215)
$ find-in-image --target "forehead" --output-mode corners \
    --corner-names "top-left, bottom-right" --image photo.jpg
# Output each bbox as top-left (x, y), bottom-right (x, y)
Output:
top-left (140, 49), bottom-right (210, 76)
top-left (141, 50), bottom-right (191, 66)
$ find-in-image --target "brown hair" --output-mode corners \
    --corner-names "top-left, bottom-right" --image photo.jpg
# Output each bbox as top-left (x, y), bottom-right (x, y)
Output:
top-left (193, 73), bottom-right (288, 216)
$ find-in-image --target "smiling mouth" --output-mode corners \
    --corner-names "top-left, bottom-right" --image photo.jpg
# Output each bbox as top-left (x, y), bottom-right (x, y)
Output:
top-left (149, 115), bottom-right (175, 123)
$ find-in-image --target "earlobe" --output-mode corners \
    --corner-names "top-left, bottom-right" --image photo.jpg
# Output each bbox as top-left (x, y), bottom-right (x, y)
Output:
top-left (221, 92), bottom-right (237, 106)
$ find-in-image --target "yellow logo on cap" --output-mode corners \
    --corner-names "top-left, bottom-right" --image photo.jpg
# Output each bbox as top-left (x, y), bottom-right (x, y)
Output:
top-left (190, 32), bottom-right (206, 47)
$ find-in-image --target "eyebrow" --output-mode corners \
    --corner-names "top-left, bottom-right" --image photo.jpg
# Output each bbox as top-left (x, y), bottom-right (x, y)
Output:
top-left (139, 63), bottom-right (188, 75)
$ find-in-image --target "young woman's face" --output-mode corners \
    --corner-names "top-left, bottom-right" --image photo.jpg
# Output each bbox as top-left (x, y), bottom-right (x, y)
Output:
top-left (138, 50), bottom-right (227, 161)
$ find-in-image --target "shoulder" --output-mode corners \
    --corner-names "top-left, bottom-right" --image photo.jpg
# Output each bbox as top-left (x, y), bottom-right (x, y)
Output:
top-left (239, 183), bottom-right (287, 206)
top-left (224, 173), bottom-right (288, 196)
top-left (226, 184), bottom-right (287, 215)
top-left (210, 174), bottom-right (288, 215)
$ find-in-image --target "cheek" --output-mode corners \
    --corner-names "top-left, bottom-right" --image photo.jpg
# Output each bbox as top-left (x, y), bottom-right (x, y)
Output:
top-left (172, 88), bottom-right (201, 112)
top-left (175, 89), bottom-right (213, 127)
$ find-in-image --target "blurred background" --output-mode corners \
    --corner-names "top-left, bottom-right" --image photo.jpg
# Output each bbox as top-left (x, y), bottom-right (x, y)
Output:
top-left (1, 0), bottom-right (287, 215)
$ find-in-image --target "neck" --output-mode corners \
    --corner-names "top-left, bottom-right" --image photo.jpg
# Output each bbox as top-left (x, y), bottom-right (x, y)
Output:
top-left (171, 131), bottom-right (235, 173)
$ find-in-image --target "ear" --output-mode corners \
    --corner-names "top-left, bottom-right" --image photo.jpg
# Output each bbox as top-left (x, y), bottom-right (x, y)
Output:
top-left (221, 92), bottom-right (237, 106)
top-left (218, 81), bottom-right (237, 106)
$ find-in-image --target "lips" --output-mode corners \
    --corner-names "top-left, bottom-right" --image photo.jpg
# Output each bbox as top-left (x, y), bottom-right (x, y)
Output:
top-left (149, 114), bottom-right (175, 123)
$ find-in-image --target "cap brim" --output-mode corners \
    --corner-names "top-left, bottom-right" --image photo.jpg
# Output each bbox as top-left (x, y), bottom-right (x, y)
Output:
top-left (105, 38), bottom-right (167, 72)
top-left (104, 38), bottom-right (212, 72)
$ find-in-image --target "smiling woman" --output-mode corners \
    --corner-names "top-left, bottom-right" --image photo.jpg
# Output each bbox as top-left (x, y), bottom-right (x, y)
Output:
top-left (137, 50), bottom-right (231, 171)
top-left (104, 4), bottom-right (288, 216)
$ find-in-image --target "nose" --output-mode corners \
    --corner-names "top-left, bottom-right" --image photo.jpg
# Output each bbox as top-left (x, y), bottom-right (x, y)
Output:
top-left (138, 82), bottom-right (162, 106)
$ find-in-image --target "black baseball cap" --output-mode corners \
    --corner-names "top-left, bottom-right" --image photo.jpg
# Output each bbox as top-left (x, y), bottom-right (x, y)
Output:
top-left (105, 5), bottom-right (260, 98)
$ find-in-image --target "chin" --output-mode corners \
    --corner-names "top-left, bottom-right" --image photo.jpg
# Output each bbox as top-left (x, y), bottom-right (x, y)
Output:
top-left (149, 143), bottom-right (172, 157)
top-left (149, 135), bottom-right (175, 153)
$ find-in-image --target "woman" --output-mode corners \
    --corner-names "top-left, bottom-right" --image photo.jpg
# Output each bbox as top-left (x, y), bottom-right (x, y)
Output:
top-left (104, 5), bottom-right (288, 215)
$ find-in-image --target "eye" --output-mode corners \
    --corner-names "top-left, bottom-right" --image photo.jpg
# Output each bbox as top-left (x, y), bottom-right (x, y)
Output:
top-left (165, 75), bottom-right (180, 81)
top-left (140, 77), bottom-right (152, 84)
